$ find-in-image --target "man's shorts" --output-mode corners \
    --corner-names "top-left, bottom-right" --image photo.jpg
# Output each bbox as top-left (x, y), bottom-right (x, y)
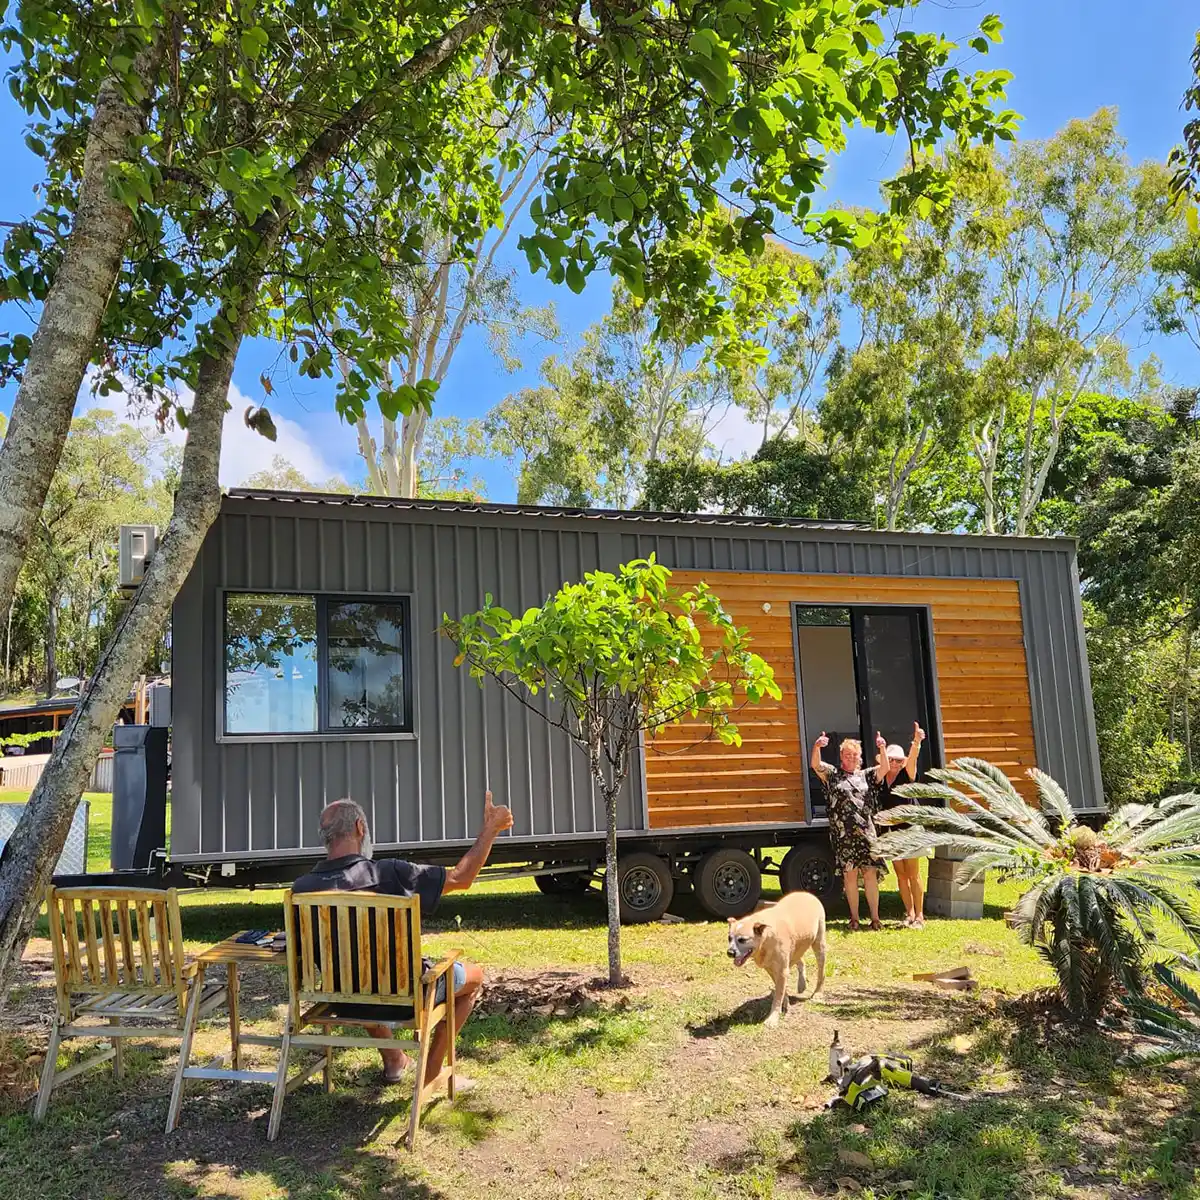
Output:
top-left (320, 958), bottom-right (469, 1023)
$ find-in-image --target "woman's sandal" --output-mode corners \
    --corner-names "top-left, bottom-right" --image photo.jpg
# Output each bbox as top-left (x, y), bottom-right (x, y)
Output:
top-left (868, 920), bottom-right (882, 932)
top-left (848, 919), bottom-right (861, 932)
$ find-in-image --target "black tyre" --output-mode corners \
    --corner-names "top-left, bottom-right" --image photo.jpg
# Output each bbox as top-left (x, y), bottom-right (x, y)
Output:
top-left (695, 848), bottom-right (762, 919)
top-left (780, 841), bottom-right (838, 898)
top-left (614, 852), bottom-right (674, 923)
top-left (534, 870), bottom-right (591, 896)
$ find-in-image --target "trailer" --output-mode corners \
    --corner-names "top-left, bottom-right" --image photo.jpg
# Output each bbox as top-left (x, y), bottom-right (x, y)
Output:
top-left (83, 490), bottom-right (1103, 922)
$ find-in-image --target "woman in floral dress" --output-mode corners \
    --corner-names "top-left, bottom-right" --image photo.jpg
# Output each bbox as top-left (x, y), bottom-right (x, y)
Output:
top-left (810, 731), bottom-right (888, 930)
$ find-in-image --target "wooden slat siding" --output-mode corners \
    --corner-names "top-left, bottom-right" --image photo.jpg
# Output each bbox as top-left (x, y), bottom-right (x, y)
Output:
top-left (644, 571), bottom-right (1038, 828)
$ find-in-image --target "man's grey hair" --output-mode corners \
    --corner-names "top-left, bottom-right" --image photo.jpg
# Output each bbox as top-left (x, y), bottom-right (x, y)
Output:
top-left (319, 799), bottom-right (368, 847)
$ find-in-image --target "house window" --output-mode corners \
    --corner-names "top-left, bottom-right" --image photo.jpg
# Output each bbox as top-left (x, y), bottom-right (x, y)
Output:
top-left (223, 593), bottom-right (412, 736)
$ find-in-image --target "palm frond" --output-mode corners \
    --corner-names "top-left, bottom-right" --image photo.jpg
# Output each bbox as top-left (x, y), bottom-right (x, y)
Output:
top-left (897, 773), bottom-right (1051, 851)
top-left (1105, 795), bottom-right (1198, 848)
top-left (1028, 768), bottom-right (1075, 831)
top-left (1120, 794), bottom-right (1200, 854)
top-left (1106, 873), bottom-right (1200, 947)
top-left (1124, 962), bottom-right (1200, 1064)
top-left (945, 758), bottom-right (1055, 835)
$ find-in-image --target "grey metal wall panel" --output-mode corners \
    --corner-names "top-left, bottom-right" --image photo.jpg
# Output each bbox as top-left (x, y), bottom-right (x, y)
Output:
top-left (170, 499), bottom-right (1104, 860)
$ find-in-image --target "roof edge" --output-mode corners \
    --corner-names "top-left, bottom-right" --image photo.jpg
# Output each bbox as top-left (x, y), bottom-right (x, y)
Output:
top-left (222, 488), bottom-right (1078, 550)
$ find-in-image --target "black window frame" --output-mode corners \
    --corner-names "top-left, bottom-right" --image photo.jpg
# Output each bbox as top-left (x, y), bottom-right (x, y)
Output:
top-left (221, 591), bottom-right (414, 738)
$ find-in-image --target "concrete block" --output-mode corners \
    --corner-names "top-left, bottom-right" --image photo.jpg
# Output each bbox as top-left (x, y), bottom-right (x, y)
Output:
top-left (925, 850), bottom-right (984, 919)
top-left (925, 895), bottom-right (985, 920)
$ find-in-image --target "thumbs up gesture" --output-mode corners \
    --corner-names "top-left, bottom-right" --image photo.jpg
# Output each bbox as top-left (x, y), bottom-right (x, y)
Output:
top-left (483, 789), bottom-right (514, 834)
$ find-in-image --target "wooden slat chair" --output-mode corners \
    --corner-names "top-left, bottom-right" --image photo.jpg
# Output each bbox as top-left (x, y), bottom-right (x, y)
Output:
top-left (268, 889), bottom-right (460, 1147)
top-left (35, 885), bottom-right (227, 1120)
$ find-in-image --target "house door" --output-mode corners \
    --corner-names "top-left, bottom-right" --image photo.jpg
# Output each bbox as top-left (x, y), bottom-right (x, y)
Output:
top-left (794, 604), bottom-right (939, 819)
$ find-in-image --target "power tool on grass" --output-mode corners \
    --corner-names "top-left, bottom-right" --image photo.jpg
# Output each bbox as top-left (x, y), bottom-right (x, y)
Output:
top-left (826, 1052), bottom-right (971, 1112)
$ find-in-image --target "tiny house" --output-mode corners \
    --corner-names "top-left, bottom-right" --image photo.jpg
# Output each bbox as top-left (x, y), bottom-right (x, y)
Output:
top-left (155, 490), bottom-right (1104, 921)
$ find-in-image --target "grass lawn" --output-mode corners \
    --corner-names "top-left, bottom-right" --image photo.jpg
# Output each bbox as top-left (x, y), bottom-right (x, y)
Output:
top-left (0, 794), bottom-right (1197, 1199)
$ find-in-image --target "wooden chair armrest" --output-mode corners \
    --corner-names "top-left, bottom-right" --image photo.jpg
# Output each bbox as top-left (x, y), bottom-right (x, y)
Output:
top-left (421, 951), bottom-right (460, 985)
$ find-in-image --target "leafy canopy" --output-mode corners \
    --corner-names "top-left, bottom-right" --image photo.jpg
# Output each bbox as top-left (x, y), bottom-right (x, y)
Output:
top-left (442, 556), bottom-right (781, 753)
top-left (0, 0), bottom-right (1018, 431)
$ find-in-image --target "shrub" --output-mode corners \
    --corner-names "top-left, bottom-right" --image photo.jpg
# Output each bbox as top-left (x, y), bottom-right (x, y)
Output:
top-left (877, 759), bottom-right (1200, 1020)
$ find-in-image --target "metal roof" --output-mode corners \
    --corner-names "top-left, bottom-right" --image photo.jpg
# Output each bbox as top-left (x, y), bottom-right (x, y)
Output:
top-left (226, 488), bottom-right (869, 531)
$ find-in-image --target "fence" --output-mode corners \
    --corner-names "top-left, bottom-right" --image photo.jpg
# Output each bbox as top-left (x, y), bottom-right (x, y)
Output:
top-left (0, 750), bottom-right (113, 793)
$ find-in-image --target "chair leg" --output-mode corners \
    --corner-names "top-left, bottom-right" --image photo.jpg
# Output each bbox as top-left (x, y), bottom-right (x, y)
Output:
top-left (110, 1018), bottom-right (123, 1080)
top-left (33, 1020), bottom-right (62, 1121)
top-left (406, 1025), bottom-right (434, 1151)
top-left (266, 1027), bottom-right (293, 1143)
top-left (447, 1002), bottom-right (457, 1103)
top-left (166, 965), bottom-right (206, 1134)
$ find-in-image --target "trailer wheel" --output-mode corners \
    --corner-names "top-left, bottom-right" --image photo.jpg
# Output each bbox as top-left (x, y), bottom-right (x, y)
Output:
top-left (780, 842), bottom-right (837, 898)
top-left (614, 852), bottom-right (674, 923)
top-left (695, 848), bottom-right (761, 919)
top-left (535, 871), bottom-right (591, 896)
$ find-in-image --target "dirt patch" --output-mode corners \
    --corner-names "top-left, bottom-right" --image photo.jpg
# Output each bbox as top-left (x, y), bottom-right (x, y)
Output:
top-left (476, 969), bottom-right (617, 1020)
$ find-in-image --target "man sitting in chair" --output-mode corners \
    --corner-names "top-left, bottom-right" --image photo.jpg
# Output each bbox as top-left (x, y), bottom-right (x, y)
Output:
top-left (293, 790), bottom-right (513, 1091)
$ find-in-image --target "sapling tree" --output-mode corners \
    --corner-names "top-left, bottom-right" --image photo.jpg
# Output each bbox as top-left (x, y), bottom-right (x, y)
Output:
top-left (443, 556), bottom-right (780, 984)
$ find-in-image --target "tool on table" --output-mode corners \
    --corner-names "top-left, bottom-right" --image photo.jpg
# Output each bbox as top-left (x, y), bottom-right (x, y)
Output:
top-left (826, 1052), bottom-right (971, 1112)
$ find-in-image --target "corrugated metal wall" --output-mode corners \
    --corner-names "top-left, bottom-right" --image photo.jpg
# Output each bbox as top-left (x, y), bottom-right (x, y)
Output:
top-left (169, 499), bottom-right (1103, 861)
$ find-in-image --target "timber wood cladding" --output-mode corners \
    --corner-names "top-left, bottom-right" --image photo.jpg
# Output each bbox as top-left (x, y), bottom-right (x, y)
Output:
top-left (644, 571), bottom-right (1038, 829)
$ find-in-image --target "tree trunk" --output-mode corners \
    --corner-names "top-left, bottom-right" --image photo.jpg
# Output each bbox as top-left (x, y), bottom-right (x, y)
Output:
top-left (398, 409), bottom-right (427, 497)
top-left (0, 40), bottom-right (165, 620)
top-left (0, 333), bottom-right (233, 995)
top-left (0, 1), bottom-right (510, 995)
top-left (604, 786), bottom-right (622, 987)
top-left (4, 593), bottom-right (14, 690)
top-left (44, 587), bottom-right (59, 699)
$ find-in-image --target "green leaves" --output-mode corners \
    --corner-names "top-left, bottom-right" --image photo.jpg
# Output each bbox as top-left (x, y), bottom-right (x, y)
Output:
top-left (442, 556), bottom-right (780, 755)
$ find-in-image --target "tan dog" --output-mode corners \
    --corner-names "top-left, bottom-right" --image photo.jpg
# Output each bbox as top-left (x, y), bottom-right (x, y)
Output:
top-left (727, 890), bottom-right (827, 1025)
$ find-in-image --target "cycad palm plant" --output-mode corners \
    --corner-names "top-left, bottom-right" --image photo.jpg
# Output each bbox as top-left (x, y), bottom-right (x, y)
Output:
top-left (877, 758), bottom-right (1200, 1021)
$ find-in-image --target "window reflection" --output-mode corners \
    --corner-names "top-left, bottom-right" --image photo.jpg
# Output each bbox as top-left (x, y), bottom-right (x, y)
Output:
top-left (224, 594), bottom-right (318, 733)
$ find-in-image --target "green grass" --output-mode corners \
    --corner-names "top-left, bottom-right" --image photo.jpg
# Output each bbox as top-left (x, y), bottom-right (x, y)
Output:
top-left (2, 793), bottom-right (1198, 1199)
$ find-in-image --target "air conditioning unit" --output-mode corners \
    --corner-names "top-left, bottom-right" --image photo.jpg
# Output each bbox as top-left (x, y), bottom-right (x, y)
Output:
top-left (119, 525), bottom-right (158, 590)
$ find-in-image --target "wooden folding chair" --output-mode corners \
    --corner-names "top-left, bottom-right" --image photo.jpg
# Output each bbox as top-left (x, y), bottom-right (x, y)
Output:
top-left (36, 886), bottom-right (227, 1119)
top-left (267, 889), bottom-right (460, 1147)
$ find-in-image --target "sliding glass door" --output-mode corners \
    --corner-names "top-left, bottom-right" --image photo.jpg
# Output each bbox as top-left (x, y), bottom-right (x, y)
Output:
top-left (795, 604), bottom-right (938, 819)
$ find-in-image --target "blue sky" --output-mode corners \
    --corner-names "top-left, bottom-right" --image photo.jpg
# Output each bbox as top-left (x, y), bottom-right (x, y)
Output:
top-left (1, 3), bottom-right (1198, 498)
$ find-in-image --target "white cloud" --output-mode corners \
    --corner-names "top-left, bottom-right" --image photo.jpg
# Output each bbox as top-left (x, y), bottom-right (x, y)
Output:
top-left (96, 377), bottom-right (339, 488)
top-left (705, 402), bottom-right (763, 462)
top-left (211, 385), bottom-right (339, 487)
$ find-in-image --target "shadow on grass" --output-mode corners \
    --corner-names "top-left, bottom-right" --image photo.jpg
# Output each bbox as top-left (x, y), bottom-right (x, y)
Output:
top-left (1, 1047), bottom-right (499, 1200)
top-left (716, 1005), bottom-right (1200, 1200)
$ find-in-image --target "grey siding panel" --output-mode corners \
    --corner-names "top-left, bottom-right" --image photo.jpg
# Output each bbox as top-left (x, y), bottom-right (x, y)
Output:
top-left (169, 502), bottom-right (1104, 860)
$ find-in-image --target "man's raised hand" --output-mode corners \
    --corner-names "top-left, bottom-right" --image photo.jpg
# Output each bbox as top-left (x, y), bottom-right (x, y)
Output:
top-left (484, 789), bottom-right (514, 834)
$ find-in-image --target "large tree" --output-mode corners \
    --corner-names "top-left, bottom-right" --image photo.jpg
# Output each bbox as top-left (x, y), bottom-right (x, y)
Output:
top-left (965, 111), bottom-right (1178, 534)
top-left (0, 0), bottom-right (1018, 990)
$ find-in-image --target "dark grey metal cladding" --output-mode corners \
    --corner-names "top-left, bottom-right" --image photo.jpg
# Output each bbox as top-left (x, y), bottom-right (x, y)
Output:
top-left (171, 504), bottom-right (638, 861)
top-left (170, 495), bottom-right (1104, 862)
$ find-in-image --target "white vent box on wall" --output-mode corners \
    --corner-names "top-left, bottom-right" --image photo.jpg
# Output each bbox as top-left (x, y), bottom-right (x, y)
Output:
top-left (119, 525), bottom-right (158, 589)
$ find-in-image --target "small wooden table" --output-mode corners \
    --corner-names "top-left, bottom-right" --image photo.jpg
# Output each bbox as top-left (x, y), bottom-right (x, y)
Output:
top-left (165, 933), bottom-right (289, 1133)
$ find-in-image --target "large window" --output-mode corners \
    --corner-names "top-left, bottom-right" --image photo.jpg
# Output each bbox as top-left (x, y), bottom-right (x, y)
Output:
top-left (223, 593), bottom-right (412, 736)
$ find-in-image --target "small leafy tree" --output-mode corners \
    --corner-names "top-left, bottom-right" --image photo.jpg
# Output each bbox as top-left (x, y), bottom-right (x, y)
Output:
top-left (443, 557), bottom-right (780, 984)
top-left (877, 759), bottom-right (1200, 1020)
